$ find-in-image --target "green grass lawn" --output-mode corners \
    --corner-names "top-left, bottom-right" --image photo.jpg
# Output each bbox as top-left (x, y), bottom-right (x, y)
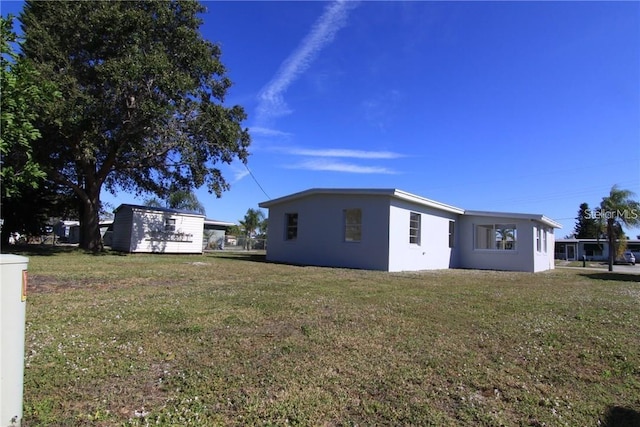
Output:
top-left (11, 248), bottom-right (640, 426)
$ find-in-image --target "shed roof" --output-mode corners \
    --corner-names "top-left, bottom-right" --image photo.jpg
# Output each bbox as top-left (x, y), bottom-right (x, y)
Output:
top-left (204, 219), bottom-right (236, 227)
top-left (114, 204), bottom-right (205, 218)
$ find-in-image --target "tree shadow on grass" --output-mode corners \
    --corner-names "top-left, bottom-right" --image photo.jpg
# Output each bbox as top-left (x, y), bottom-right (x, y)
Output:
top-left (601, 406), bottom-right (640, 427)
top-left (209, 252), bottom-right (268, 263)
top-left (579, 272), bottom-right (640, 283)
top-left (2, 244), bottom-right (79, 257)
top-left (2, 244), bottom-right (128, 257)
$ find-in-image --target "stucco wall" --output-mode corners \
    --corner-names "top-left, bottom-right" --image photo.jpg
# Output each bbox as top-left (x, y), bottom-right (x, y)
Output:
top-left (265, 194), bottom-right (391, 270)
top-left (457, 215), bottom-right (537, 272)
top-left (388, 199), bottom-right (459, 272)
top-left (533, 225), bottom-right (556, 272)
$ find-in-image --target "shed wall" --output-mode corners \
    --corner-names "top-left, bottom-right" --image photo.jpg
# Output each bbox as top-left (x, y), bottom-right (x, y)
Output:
top-left (112, 207), bottom-right (203, 253)
top-left (112, 207), bottom-right (134, 252)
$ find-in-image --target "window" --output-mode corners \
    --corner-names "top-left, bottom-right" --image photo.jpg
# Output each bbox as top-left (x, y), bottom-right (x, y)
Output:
top-left (285, 213), bottom-right (298, 240)
top-left (475, 224), bottom-right (517, 250)
top-left (344, 208), bottom-right (362, 242)
top-left (164, 218), bottom-right (176, 233)
top-left (409, 212), bottom-right (421, 245)
top-left (449, 221), bottom-right (455, 248)
top-left (584, 243), bottom-right (603, 257)
top-left (536, 227), bottom-right (542, 252)
top-left (542, 228), bottom-right (547, 253)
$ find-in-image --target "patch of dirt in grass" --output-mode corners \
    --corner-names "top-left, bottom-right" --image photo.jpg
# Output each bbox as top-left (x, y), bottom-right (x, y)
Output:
top-left (27, 275), bottom-right (111, 293)
top-left (27, 275), bottom-right (189, 294)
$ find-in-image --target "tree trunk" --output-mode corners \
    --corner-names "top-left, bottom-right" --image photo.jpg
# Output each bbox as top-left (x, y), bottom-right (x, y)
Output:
top-left (79, 191), bottom-right (103, 252)
top-left (607, 220), bottom-right (614, 272)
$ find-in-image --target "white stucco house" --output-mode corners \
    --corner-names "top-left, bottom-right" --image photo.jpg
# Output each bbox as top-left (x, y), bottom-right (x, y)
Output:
top-left (111, 204), bottom-right (204, 254)
top-left (259, 188), bottom-right (561, 273)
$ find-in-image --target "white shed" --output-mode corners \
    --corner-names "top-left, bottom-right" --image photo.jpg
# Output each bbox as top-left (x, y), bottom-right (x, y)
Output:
top-left (259, 188), bottom-right (561, 273)
top-left (111, 204), bottom-right (204, 254)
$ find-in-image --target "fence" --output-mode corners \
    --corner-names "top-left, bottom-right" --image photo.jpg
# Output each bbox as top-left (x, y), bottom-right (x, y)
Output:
top-left (203, 235), bottom-right (266, 252)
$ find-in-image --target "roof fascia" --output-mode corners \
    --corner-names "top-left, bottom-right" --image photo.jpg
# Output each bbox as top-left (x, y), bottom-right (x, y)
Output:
top-left (464, 210), bottom-right (562, 229)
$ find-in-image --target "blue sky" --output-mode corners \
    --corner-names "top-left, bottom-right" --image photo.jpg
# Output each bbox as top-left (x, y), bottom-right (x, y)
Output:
top-left (3, 1), bottom-right (639, 236)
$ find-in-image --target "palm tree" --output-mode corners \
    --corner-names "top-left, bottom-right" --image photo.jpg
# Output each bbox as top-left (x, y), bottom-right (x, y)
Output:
top-left (166, 190), bottom-right (206, 215)
top-left (143, 190), bottom-right (206, 215)
top-left (239, 208), bottom-right (265, 250)
top-left (495, 226), bottom-right (515, 250)
top-left (600, 185), bottom-right (640, 271)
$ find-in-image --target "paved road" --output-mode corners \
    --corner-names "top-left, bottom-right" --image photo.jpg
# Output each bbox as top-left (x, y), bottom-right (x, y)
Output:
top-left (558, 264), bottom-right (640, 274)
top-left (610, 264), bottom-right (640, 274)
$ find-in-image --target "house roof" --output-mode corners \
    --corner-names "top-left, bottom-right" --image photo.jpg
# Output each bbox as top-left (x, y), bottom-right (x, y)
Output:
top-left (556, 238), bottom-right (640, 243)
top-left (204, 219), bottom-right (236, 227)
top-left (259, 188), bottom-right (465, 215)
top-left (259, 188), bottom-right (563, 228)
top-left (464, 210), bottom-right (562, 229)
top-left (114, 203), bottom-right (205, 218)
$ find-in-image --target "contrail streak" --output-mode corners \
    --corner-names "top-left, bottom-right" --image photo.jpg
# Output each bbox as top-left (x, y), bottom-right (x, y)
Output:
top-left (256, 0), bottom-right (358, 124)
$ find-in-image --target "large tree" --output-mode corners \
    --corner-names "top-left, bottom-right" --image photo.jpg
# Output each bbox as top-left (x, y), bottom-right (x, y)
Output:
top-left (0, 16), bottom-right (57, 199)
top-left (599, 185), bottom-right (640, 271)
top-left (573, 202), bottom-right (602, 238)
top-left (20, 0), bottom-right (250, 251)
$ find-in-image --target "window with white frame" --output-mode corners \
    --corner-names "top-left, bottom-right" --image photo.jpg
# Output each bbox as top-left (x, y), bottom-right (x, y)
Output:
top-left (164, 218), bottom-right (176, 233)
top-left (285, 213), bottom-right (298, 240)
top-left (409, 212), bottom-right (421, 245)
top-left (344, 208), bottom-right (362, 242)
top-left (536, 227), bottom-right (542, 252)
top-left (475, 223), bottom-right (517, 250)
top-left (542, 228), bottom-right (548, 253)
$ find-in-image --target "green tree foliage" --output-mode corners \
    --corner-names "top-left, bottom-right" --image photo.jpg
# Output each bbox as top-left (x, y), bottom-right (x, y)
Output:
top-left (0, 16), bottom-right (57, 199)
top-left (599, 185), bottom-right (640, 271)
top-left (20, 1), bottom-right (250, 251)
top-left (573, 202), bottom-right (602, 238)
top-left (239, 208), bottom-right (265, 250)
top-left (144, 189), bottom-right (206, 215)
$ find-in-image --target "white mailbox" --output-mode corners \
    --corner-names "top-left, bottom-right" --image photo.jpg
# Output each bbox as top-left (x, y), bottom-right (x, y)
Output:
top-left (0, 254), bottom-right (29, 427)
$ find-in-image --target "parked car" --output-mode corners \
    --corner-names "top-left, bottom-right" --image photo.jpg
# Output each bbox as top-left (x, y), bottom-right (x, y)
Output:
top-left (617, 251), bottom-right (636, 265)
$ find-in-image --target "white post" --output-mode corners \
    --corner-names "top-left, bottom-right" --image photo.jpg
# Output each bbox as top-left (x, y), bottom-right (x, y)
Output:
top-left (0, 255), bottom-right (29, 427)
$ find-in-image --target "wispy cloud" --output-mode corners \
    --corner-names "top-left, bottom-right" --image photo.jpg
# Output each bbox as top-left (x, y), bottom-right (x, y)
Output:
top-left (256, 0), bottom-right (358, 124)
top-left (289, 148), bottom-right (405, 159)
top-left (231, 164), bottom-right (250, 182)
top-left (250, 127), bottom-right (293, 138)
top-left (286, 159), bottom-right (398, 175)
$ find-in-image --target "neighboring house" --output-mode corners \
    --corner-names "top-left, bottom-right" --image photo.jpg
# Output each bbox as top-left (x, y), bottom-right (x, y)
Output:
top-left (203, 218), bottom-right (236, 250)
top-left (100, 220), bottom-right (114, 247)
top-left (259, 188), bottom-right (561, 273)
top-left (555, 238), bottom-right (640, 261)
top-left (54, 220), bottom-right (80, 243)
top-left (111, 204), bottom-right (204, 254)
